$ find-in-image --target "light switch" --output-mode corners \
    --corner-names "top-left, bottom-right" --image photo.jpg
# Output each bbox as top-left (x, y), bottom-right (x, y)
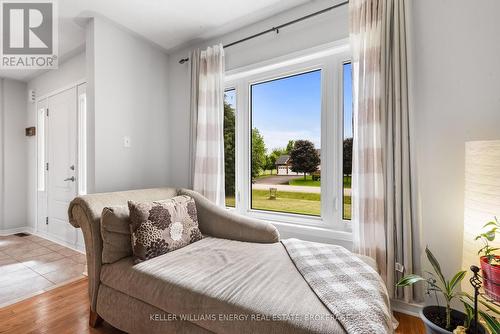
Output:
top-left (123, 136), bottom-right (131, 148)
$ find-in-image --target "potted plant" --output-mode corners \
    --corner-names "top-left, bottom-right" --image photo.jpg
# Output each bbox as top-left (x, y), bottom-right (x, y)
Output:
top-left (460, 291), bottom-right (500, 334)
top-left (475, 217), bottom-right (500, 302)
top-left (397, 247), bottom-right (486, 334)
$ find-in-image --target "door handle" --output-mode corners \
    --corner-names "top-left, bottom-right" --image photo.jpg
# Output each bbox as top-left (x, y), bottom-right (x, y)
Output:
top-left (64, 176), bottom-right (75, 182)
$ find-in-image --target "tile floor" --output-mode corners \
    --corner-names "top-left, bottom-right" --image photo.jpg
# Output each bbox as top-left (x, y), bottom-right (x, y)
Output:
top-left (0, 234), bottom-right (87, 307)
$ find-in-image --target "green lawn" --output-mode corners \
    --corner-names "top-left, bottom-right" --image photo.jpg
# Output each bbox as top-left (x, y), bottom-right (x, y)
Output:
top-left (343, 195), bottom-right (351, 220)
top-left (225, 198), bottom-right (236, 207)
top-left (289, 175), bottom-right (320, 187)
top-left (287, 175), bottom-right (352, 189)
top-left (226, 189), bottom-right (351, 219)
top-left (252, 189), bottom-right (321, 216)
top-left (343, 175), bottom-right (352, 188)
top-left (255, 169), bottom-right (277, 179)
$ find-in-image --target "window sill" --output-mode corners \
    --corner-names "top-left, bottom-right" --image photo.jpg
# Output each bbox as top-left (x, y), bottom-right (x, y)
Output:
top-left (243, 209), bottom-right (353, 243)
top-left (271, 220), bottom-right (352, 243)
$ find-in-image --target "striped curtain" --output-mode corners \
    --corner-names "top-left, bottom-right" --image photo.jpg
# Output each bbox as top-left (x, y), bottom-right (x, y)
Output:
top-left (350, 0), bottom-right (386, 279)
top-left (191, 44), bottom-right (226, 206)
top-left (350, 0), bottom-right (421, 302)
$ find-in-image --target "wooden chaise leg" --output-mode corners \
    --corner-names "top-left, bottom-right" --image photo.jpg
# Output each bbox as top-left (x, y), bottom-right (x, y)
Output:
top-left (89, 309), bottom-right (103, 328)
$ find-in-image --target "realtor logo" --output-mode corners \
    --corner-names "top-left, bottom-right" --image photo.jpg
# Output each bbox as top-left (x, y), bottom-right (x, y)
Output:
top-left (1, 1), bottom-right (58, 68)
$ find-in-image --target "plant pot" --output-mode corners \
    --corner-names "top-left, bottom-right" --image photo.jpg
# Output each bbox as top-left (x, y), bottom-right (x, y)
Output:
top-left (480, 256), bottom-right (500, 302)
top-left (420, 306), bottom-right (486, 334)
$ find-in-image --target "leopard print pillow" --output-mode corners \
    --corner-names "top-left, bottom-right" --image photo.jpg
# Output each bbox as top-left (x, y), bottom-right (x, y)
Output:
top-left (128, 195), bottom-right (203, 263)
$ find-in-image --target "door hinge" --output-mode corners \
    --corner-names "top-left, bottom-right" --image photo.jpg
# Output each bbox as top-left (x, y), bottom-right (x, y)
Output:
top-left (45, 217), bottom-right (48, 225)
top-left (45, 162), bottom-right (49, 171)
top-left (46, 108), bottom-right (49, 117)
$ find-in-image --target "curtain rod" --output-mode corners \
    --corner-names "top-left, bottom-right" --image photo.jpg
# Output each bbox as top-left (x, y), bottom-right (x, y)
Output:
top-left (178, 0), bottom-right (349, 64)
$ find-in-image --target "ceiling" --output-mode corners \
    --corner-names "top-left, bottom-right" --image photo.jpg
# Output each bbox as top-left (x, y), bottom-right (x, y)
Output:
top-left (0, 0), bottom-right (314, 81)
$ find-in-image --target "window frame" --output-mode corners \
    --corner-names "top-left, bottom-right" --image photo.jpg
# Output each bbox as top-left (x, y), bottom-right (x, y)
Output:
top-left (223, 87), bottom-right (238, 207)
top-left (224, 40), bottom-right (352, 234)
top-left (342, 61), bottom-right (353, 221)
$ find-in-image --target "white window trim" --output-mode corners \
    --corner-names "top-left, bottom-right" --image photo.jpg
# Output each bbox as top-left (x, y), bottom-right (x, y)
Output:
top-left (225, 39), bottom-right (352, 235)
top-left (77, 83), bottom-right (87, 195)
top-left (37, 104), bottom-right (47, 192)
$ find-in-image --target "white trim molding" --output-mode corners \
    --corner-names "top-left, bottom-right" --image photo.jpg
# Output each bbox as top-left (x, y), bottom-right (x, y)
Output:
top-left (33, 230), bottom-right (85, 253)
top-left (34, 81), bottom-right (87, 252)
top-left (0, 227), bottom-right (84, 253)
top-left (0, 226), bottom-right (35, 237)
top-left (224, 40), bottom-right (352, 244)
top-left (390, 298), bottom-right (424, 318)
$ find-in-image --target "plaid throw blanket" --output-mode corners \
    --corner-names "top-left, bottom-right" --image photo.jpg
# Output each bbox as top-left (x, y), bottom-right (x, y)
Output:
top-left (282, 238), bottom-right (394, 334)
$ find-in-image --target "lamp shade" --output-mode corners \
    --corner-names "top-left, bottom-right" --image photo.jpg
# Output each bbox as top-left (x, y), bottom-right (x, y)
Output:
top-left (462, 140), bottom-right (500, 292)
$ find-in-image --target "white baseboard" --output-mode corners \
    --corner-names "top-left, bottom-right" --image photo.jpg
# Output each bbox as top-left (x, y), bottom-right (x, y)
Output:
top-left (32, 231), bottom-right (85, 253)
top-left (0, 226), bottom-right (34, 236)
top-left (0, 226), bottom-right (85, 254)
top-left (391, 298), bottom-right (423, 317)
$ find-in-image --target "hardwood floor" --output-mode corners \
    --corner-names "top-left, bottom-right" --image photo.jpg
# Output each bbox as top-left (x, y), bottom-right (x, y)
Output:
top-left (0, 278), bottom-right (425, 334)
top-left (394, 312), bottom-right (426, 334)
top-left (0, 279), bottom-right (121, 334)
top-left (0, 234), bottom-right (87, 307)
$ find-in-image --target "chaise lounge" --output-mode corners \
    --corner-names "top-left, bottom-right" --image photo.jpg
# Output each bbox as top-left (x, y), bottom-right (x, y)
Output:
top-left (69, 187), bottom-right (391, 334)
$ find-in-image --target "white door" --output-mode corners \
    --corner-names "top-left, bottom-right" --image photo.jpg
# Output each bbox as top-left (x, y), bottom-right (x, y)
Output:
top-left (46, 87), bottom-right (78, 243)
top-left (36, 98), bottom-right (48, 234)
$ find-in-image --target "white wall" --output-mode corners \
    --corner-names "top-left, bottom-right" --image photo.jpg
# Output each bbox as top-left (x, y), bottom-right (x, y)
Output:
top-left (165, 0), bottom-right (500, 273)
top-left (26, 52), bottom-right (87, 230)
top-left (166, 0), bottom-right (349, 245)
top-left (28, 53), bottom-right (86, 98)
top-left (87, 17), bottom-right (169, 193)
top-left (0, 78), bottom-right (28, 232)
top-left (167, 0), bottom-right (349, 188)
top-left (410, 0), bottom-right (500, 281)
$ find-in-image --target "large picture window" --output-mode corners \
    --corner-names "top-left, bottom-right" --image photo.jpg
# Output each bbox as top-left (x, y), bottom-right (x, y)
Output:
top-left (225, 42), bottom-right (351, 232)
top-left (250, 70), bottom-right (322, 216)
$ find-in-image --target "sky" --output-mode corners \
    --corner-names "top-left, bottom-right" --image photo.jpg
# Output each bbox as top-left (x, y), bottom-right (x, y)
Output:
top-left (343, 62), bottom-right (353, 139)
top-left (224, 64), bottom-right (352, 152)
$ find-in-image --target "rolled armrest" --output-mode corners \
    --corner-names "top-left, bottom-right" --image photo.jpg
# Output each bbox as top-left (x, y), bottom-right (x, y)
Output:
top-left (68, 197), bottom-right (104, 312)
top-left (68, 187), bottom-right (179, 311)
top-left (178, 189), bottom-right (280, 243)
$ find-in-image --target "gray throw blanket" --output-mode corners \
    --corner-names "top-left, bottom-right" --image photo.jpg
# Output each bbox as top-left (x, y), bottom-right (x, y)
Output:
top-left (282, 238), bottom-right (394, 334)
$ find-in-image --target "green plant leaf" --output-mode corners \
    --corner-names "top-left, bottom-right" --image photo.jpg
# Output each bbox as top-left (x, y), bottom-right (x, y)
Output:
top-left (477, 245), bottom-right (488, 255)
top-left (425, 271), bottom-right (436, 277)
top-left (483, 230), bottom-right (497, 242)
top-left (461, 299), bottom-right (474, 328)
top-left (396, 274), bottom-right (426, 287)
top-left (463, 294), bottom-right (500, 332)
top-left (483, 221), bottom-right (499, 228)
top-left (426, 279), bottom-right (445, 295)
top-left (448, 270), bottom-right (466, 293)
top-left (478, 296), bottom-right (500, 315)
top-left (479, 309), bottom-right (500, 334)
top-left (425, 247), bottom-right (447, 288)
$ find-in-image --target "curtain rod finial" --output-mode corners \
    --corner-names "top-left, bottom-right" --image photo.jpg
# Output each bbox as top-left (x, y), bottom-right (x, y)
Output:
top-left (179, 57), bottom-right (189, 64)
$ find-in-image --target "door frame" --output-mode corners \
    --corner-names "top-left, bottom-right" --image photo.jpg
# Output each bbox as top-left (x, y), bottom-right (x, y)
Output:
top-left (35, 79), bottom-right (87, 237)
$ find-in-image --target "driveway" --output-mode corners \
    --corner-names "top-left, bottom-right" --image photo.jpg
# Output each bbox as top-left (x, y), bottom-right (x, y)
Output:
top-left (254, 175), bottom-right (301, 185)
top-left (252, 183), bottom-right (352, 196)
top-left (253, 183), bottom-right (321, 193)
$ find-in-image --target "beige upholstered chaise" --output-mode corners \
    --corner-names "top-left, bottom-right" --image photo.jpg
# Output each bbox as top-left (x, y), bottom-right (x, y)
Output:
top-left (69, 187), bottom-right (362, 334)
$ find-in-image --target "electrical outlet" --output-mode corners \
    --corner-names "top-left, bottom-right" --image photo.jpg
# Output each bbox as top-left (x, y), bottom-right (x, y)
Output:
top-left (123, 136), bottom-right (131, 148)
